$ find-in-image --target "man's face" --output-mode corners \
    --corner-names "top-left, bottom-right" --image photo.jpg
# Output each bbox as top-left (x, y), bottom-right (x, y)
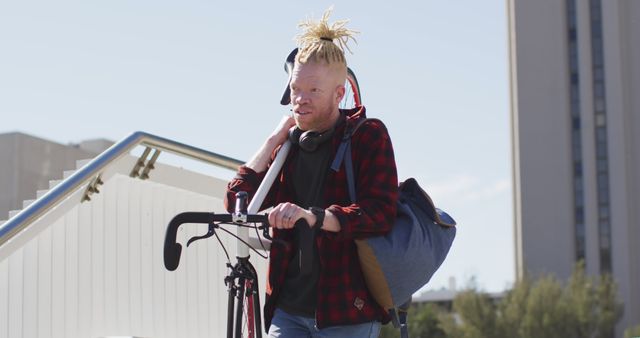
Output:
top-left (290, 60), bottom-right (345, 132)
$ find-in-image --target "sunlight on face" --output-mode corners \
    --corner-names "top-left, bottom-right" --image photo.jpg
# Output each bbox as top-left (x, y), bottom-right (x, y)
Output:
top-left (290, 61), bottom-right (346, 132)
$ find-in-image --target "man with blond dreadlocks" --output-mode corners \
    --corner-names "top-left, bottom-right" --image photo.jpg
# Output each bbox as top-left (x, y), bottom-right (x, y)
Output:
top-left (225, 8), bottom-right (398, 338)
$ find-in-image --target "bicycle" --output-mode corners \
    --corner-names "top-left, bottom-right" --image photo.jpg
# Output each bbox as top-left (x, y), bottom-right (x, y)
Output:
top-left (163, 48), bottom-right (362, 338)
top-left (164, 191), bottom-right (272, 338)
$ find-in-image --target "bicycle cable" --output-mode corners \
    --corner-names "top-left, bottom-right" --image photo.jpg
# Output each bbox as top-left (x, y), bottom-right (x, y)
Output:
top-left (212, 224), bottom-right (231, 262)
top-left (211, 222), bottom-right (270, 261)
top-left (252, 223), bottom-right (269, 253)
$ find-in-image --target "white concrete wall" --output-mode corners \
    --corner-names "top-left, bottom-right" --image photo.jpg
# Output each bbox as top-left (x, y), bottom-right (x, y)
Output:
top-left (509, 0), bottom-right (576, 280)
top-left (0, 166), bottom-right (268, 338)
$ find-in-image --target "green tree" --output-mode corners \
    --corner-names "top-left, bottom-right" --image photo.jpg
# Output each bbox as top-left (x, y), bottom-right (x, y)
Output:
top-left (409, 303), bottom-right (448, 338)
top-left (560, 261), bottom-right (623, 337)
top-left (624, 324), bottom-right (640, 338)
top-left (379, 262), bottom-right (623, 338)
top-left (496, 277), bottom-right (530, 337)
top-left (445, 261), bottom-right (623, 338)
top-left (451, 290), bottom-right (499, 338)
top-left (519, 275), bottom-right (572, 338)
top-left (594, 273), bottom-right (624, 337)
top-left (379, 303), bottom-right (449, 338)
top-left (563, 261), bottom-right (598, 337)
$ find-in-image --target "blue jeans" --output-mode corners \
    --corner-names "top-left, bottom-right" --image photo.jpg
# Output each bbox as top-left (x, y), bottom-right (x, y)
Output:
top-left (268, 308), bottom-right (381, 338)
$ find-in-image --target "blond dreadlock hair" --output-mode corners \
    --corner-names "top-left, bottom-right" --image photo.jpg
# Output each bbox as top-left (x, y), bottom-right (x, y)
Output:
top-left (295, 7), bottom-right (358, 65)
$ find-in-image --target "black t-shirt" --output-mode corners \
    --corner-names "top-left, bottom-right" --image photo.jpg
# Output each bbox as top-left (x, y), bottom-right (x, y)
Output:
top-left (277, 137), bottom-right (333, 318)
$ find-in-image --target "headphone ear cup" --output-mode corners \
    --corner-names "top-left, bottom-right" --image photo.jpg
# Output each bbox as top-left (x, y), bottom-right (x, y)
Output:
top-left (289, 127), bottom-right (302, 146)
top-left (299, 131), bottom-right (320, 152)
top-left (289, 125), bottom-right (334, 152)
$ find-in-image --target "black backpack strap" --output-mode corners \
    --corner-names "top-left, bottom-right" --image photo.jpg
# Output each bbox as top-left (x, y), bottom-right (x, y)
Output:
top-left (398, 299), bottom-right (412, 338)
top-left (344, 141), bottom-right (356, 203)
top-left (399, 313), bottom-right (409, 338)
top-left (330, 117), bottom-right (368, 204)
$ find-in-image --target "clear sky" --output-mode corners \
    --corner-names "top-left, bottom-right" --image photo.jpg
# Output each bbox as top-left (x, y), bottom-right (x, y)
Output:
top-left (0, 0), bottom-right (513, 292)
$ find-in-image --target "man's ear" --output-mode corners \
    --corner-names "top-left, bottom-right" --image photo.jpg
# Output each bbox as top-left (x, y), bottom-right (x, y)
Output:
top-left (335, 84), bottom-right (346, 105)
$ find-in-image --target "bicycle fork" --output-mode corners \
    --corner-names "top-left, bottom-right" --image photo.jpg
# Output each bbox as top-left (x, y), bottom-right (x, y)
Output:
top-left (225, 257), bottom-right (262, 338)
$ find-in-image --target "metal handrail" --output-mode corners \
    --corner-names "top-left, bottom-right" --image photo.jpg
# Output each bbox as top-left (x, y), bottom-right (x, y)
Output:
top-left (0, 131), bottom-right (244, 248)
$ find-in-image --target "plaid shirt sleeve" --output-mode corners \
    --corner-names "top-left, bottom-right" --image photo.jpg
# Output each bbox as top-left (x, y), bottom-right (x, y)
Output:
top-left (224, 165), bottom-right (266, 212)
top-left (326, 118), bottom-right (398, 240)
top-left (224, 142), bottom-right (289, 213)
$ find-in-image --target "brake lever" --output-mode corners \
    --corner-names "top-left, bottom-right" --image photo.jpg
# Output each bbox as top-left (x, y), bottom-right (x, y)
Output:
top-left (186, 223), bottom-right (217, 247)
top-left (259, 223), bottom-right (289, 247)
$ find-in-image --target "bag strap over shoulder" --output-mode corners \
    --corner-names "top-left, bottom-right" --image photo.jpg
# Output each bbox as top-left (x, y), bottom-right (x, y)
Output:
top-left (330, 117), bottom-right (370, 203)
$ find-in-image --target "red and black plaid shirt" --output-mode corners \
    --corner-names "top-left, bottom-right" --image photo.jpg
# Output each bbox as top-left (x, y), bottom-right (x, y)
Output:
top-left (225, 106), bottom-right (398, 330)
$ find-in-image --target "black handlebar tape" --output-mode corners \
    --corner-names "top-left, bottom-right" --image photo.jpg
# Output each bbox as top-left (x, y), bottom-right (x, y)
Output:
top-left (164, 214), bottom-right (184, 271)
top-left (163, 212), bottom-right (226, 271)
top-left (163, 210), bottom-right (269, 271)
top-left (296, 219), bottom-right (315, 276)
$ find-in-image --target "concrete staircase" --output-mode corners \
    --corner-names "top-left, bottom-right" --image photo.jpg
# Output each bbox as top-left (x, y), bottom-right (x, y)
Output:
top-left (0, 150), bottom-right (264, 338)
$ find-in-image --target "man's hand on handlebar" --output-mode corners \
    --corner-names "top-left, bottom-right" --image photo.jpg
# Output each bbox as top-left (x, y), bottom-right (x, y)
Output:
top-left (267, 203), bottom-right (341, 233)
top-left (268, 202), bottom-right (316, 229)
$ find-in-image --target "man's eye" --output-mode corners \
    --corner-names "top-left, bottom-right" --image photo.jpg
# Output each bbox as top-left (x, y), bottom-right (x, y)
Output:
top-left (311, 88), bottom-right (319, 93)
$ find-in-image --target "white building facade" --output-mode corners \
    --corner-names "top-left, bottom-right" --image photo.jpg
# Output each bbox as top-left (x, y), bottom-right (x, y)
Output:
top-left (508, 0), bottom-right (639, 332)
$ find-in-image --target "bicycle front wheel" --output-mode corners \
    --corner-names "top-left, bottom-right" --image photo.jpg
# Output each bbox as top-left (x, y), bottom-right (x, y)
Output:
top-left (232, 265), bottom-right (262, 338)
top-left (241, 278), bottom-right (262, 338)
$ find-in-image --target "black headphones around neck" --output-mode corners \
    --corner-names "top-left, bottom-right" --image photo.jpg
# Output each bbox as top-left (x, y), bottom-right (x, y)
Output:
top-left (289, 111), bottom-right (345, 152)
top-left (288, 126), bottom-right (335, 152)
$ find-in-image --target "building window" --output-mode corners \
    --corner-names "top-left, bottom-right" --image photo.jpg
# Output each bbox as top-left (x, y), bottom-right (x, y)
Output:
top-left (601, 252), bottom-right (612, 272)
top-left (596, 140), bottom-right (608, 157)
top-left (566, 0), bottom-right (586, 263)
top-left (595, 99), bottom-right (606, 114)
top-left (596, 127), bottom-right (607, 142)
top-left (590, 0), bottom-right (612, 274)
top-left (594, 67), bottom-right (604, 81)
top-left (597, 158), bottom-right (608, 172)
top-left (574, 161), bottom-right (583, 176)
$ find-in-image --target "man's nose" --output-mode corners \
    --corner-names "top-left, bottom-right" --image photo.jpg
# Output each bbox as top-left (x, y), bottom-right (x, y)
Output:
top-left (294, 93), bottom-right (310, 105)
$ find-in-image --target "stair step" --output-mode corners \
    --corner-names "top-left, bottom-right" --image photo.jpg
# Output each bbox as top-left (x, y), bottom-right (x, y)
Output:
top-left (63, 170), bottom-right (76, 179)
top-left (9, 210), bottom-right (21, 218)
top-left (76, 159), bottom-right (92, 168)
top-left (22, 199), bottom-right (35, 209)
top-left (0, 220), bottom-right (5, 227)
top-left (36, 190), bottom-right (48, 198)
top-left (49, 180), bottom-right (61, 189)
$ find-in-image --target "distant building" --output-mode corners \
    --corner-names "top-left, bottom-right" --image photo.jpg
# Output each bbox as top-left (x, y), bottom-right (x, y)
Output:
top-left (0, 132), bottom-right (112, 219)
top-left (413, 277), bottom-right (504, 312)
top-left (508, 0), bottom-right (639, 333)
